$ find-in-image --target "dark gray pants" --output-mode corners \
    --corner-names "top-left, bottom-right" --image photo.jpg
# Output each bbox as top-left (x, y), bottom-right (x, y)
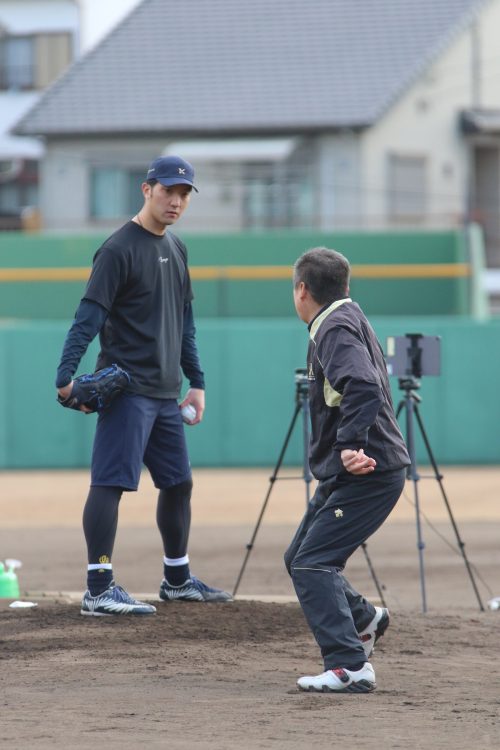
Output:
top-left (284, 468), bottom-right (406, 670)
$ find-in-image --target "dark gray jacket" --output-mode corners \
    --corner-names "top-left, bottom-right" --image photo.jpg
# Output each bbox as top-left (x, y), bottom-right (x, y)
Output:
top-left (306, 298), bottom-right (410, 480)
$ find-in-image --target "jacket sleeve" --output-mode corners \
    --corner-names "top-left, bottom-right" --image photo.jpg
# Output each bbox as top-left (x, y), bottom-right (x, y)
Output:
top-left (316, 326), bottom-right (383, 451)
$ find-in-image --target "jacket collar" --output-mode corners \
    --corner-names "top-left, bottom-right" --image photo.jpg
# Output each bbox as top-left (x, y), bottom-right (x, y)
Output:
top-left (309, 298), bottom-right (352, 341)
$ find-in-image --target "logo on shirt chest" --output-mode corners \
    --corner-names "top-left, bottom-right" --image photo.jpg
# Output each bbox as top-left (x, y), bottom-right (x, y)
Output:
top-left (158, 256), bottom-right (169, 263)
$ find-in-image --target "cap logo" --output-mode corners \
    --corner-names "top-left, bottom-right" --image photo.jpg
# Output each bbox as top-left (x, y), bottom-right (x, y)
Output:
top-left (178, 168), bottom-right (186, 175)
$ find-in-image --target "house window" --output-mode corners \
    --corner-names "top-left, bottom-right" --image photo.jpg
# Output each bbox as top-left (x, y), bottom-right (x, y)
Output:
top-left (242, 162), bottom-right (314, 229)
top-left (243, 163), bottom-right (280, 228)
top-left (0, 36), bottom-right (33, 89)
top-left (90, 167), bottom-right (144, 219)
top-left (0, 32), bottom-right (72, 90)
top-left (387, 154), bottom-right (427, 223)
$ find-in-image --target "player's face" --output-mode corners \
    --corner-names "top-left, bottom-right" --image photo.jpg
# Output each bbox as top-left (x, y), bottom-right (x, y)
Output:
top-left (145, 182), bottom-right (192, 229)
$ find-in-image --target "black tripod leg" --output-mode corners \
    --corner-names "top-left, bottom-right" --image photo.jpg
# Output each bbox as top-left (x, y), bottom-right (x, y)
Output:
top-left (404, 395), bottom-right (428, 613)
top-left (299, 392), bottom-right (314, 506)
top-left (361, 543), bottom-right (387, 608)
top-left (413, 405), bottom-right (485, 612)
top-left (232, 402), bottom-right (302, 597)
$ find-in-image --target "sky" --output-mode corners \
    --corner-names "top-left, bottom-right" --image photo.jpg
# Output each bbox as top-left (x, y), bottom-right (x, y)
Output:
top-left (78, 0), bottom-right (142, 54)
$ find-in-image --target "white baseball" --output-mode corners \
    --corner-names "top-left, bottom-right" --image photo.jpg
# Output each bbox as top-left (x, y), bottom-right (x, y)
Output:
top-left (181, 404), bottom-right (197, 423)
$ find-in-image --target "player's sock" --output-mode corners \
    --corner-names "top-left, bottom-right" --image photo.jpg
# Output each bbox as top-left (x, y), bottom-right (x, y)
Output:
top-left (163, 555), bottom-right (190, 585)
top-left (157, 480), bottom-right (193, 584)
top-left (83, 485), bottom-right (122, 595)
top-left (87, 564), bottom-right (113, 595)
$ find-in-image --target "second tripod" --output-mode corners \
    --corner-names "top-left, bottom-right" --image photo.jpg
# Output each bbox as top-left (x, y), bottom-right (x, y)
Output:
top-left (396, 376), bottom-right (484, 613)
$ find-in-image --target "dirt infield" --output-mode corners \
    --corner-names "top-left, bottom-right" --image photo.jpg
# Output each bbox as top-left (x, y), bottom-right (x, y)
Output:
top-left (1, 467), bottom-right (500, 749)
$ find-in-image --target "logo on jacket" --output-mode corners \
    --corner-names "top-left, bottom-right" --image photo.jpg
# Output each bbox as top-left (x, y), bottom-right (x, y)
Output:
top-left (334, 508), bottom-right (344, 518)
top-left (307, 362), bottom-right (315, 380)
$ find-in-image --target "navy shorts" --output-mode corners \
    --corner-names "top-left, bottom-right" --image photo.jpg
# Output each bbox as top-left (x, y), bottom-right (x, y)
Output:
top-left (90, 393), bottom-right (191, 491)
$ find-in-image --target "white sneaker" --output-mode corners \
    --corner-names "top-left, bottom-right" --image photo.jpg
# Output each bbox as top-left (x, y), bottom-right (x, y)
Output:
top-left (358, 606), bottom-right (390, 659)
top-left (297, 662), bottom-right (376, 693)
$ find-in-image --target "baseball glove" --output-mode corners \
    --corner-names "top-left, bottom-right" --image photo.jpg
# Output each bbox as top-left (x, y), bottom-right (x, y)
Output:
top-left (57, 364), bottom-right (130, 413)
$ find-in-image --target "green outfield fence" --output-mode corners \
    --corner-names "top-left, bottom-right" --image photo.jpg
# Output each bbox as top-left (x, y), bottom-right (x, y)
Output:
top-left (0, 316), bottom-right (499, 469)
top-left (0, 226), bottom-right (495, 468)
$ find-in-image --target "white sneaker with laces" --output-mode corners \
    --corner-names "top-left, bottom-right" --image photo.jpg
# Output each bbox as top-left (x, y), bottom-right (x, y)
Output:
top-left (297, 662), bottom-right (376, 693)
top-left (358, 606), bottom-right (390, 659)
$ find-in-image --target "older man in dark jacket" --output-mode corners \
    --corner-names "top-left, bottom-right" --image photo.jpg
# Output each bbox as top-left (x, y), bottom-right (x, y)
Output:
top-left (285, 246), bottom-right (410, 694)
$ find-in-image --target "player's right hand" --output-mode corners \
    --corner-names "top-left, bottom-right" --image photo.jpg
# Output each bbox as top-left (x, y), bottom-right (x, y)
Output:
top-left (57, 382), bottom-right (93, 413)
top-left (57, 382), bottom-right (73, 400)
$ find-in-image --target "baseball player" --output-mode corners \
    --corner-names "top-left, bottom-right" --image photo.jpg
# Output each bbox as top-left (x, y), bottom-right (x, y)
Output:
top-left (56, 155), bottom-right (232, 615)
top-left (285, 247), bottom-right (410, 692)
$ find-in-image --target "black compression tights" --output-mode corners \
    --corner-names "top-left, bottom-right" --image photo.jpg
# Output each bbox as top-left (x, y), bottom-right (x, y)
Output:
top-left (83, 485), bottom-right (122, 563)
top-left (156, 479), bottom-right (193, 559)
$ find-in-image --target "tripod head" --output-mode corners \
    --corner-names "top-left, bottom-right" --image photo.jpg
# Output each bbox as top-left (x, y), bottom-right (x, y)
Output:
top-left (294, 368), bottom-right (310, 398)
top-left (398, 376), bottom-right (422, 403)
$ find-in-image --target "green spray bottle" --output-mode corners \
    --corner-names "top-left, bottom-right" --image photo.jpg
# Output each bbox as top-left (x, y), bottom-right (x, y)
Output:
top-left (0, 559), bottom-right (21, 598)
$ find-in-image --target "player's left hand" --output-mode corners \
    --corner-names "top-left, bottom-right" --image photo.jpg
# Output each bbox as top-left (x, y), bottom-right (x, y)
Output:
top-left (341, 448), bottom-right (376, 475)
top-left (180, 388), bottom-right (205, 425)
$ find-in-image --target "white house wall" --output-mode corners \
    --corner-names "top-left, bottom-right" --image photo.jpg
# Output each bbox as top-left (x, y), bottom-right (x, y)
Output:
top-left (316, 133), bottom-right (362, 230)
top-left (361, 0), bottom-right (500, 229)
top-left (476, 0), bottom-right (500, 108)
top-left (40, 144), bottom-right (88, 230)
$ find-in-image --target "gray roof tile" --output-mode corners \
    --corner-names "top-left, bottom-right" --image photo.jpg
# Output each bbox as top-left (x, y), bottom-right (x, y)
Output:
top-left (15, 0), bottom-right (487, 136)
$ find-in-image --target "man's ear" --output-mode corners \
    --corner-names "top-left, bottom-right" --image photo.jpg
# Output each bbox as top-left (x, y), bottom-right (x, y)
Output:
top-left (297, 281), bottom-right (308, 300)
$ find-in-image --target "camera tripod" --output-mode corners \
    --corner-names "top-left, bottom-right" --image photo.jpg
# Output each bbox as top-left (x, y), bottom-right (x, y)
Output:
top-left (395, 376), bottom-right (484, 613)
top-left (232, 369), bottom-right (387, 604)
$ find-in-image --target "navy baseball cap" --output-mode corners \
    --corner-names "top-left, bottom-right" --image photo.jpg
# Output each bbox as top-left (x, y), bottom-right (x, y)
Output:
top-left (146, 155), bottom-right (198, 192)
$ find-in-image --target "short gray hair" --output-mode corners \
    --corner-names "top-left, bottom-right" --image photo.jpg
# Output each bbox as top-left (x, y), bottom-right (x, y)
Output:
top-left (293, 247), bottom-right (350, 305)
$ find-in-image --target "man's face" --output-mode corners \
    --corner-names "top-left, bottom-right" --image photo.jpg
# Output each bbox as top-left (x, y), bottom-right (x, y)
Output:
top-left (145, 182), bottom-right (192, 227)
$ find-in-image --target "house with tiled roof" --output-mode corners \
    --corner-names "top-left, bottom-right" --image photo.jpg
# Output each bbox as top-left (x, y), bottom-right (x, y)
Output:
top-left (12, 0), bottom-right (500, 265)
